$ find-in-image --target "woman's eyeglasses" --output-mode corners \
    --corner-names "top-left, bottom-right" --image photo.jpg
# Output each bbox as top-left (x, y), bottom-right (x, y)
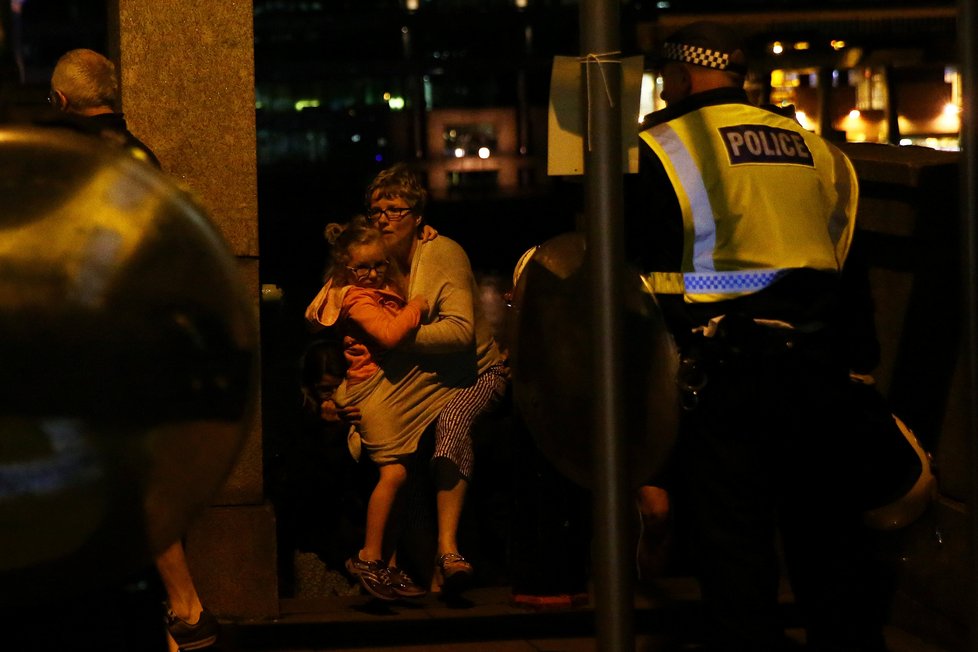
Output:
top-left (346, 259), bottom-right (390, 280)
top-left (366, 206), bottom-right (413, 223)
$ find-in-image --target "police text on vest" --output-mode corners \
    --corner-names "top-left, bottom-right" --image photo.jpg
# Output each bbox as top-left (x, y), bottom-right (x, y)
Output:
top-left (718, 124), bottom-right (814, 166)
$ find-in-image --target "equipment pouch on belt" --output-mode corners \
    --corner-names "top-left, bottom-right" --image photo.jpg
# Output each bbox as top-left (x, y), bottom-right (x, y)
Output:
top-left (677, 313), bottom-right (806, 410)
top-left (676, 334), bottom-right (726, 411)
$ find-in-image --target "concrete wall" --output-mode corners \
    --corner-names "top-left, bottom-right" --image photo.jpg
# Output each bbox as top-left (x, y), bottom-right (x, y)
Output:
top-left (107, 0), bottom-right (277, 619)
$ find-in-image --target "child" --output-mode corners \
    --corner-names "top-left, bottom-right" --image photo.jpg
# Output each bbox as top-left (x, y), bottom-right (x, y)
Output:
top-left (323, 217), bottom-right (430, 601)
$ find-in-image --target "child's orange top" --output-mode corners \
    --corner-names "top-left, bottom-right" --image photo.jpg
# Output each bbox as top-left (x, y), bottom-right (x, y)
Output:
top-left (340, 286), bottom-right (424, 385)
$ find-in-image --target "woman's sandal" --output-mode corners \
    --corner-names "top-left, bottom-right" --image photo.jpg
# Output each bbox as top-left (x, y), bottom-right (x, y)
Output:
top-left (436, 552), bottom-right (473, 593)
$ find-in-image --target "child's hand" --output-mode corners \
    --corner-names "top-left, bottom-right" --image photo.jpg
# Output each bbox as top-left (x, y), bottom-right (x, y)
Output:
top-left (319, 398), bottom-right (343, 423)
top-left (419, 224), bottom-right (439, 242)
top-left (320, 399), bottom-right (362, 426)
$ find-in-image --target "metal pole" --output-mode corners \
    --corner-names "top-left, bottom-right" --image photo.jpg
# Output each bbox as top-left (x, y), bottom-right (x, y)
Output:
top-left (579, 1), bottom-right (632, 651)
top-left (959, 0), bottom-right (978, 647)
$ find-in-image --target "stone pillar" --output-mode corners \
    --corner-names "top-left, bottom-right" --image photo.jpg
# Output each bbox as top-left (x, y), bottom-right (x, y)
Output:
top-left (107, 1), bottom-right (277, 619)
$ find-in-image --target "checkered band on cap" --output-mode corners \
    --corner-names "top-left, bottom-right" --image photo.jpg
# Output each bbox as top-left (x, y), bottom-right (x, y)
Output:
top-left (663, 42), bottom-right (732, 70)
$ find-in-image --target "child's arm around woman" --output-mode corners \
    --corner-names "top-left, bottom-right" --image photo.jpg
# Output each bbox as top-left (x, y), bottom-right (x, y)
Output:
top-left (343, 288), bottom-right (429, 350)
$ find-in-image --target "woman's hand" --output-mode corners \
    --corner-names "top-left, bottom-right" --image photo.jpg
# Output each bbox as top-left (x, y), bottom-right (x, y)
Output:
top-left (338, 405), bottom-right (362, 425)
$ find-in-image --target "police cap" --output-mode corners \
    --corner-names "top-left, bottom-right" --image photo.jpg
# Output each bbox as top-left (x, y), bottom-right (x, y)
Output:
top-left (660, 21), bottom-right (747, 75)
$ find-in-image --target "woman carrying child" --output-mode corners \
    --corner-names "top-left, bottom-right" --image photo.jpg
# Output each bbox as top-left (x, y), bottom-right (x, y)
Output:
top-left (307, 163), bottom-right (508, 598)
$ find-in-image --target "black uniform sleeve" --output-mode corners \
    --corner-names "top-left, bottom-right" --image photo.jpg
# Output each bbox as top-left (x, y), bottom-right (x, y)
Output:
top-left (623, 142), bottom-right (684, 272)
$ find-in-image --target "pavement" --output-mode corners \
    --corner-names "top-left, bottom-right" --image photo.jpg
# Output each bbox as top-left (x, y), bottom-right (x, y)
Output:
top-left (215, 580), bottom-right (952, 652)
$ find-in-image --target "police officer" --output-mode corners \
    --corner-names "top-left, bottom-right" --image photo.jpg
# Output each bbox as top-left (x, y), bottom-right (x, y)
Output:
top-left (627, 22), bottom-right (888, 651)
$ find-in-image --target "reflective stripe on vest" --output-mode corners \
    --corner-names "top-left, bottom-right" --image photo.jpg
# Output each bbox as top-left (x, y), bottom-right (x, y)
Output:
top-left (653, 123), bottom-right (718, 272)
top-left (641, 269), bottom-right (789, 296)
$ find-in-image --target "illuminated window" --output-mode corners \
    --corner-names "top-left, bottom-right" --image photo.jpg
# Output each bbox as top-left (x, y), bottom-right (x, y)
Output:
top-left (768, 68), bottom-right (806, 106)
top-left (851, 68), bottom-right (886, 111)
top-left (946, 66), bottom-right (962, 111)
top-left (442, 123), bottom-right (496, 158)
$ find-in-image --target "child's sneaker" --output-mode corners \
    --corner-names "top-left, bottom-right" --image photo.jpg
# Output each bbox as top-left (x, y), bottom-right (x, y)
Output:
top-left (164, 606), bottom-right (219, 650)
top-left (345, 555), bottom-right (397, 601)
top-left (386, 566), bottom-right (427, 598)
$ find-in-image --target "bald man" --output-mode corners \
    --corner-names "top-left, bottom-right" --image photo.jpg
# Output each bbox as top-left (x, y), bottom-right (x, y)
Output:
top-left (49, 48), bottom-right (160, 167)
top-left (50, 48), bottom-right (218, 652)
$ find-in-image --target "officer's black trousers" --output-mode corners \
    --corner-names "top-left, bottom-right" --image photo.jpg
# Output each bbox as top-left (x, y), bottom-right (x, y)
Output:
top-left (672, 338), bottom-right (890, 652)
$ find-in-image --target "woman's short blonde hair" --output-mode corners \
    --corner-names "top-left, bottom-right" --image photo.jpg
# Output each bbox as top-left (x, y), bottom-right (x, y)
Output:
top-left (364, 163), bottom-right (428, 216)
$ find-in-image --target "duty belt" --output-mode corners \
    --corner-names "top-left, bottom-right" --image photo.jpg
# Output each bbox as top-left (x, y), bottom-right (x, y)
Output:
top-left (677, 313), bottom-right (830, 410)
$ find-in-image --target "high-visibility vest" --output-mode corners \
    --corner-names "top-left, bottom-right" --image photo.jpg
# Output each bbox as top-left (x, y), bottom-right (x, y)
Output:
top-left (639, 103), bottom-right (858, 303)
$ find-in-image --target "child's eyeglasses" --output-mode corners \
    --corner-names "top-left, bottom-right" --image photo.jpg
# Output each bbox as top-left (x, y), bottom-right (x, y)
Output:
top-left (346, 259), bottom-right (390, 280)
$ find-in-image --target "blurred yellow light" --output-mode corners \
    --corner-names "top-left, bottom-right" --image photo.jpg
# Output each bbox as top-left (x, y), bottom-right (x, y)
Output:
top-left (772, 42), bottom-right (784, 55)
top-left (936, 103), bottom-right (962, 132)
top-left (794, 42), bottom-right (810, 50)
top-left (848, 109), bottom-right (861, 120)
top-left (831, 40), bottom-right (846, 50)
top-left (771, 69), bottom-right (785, 86)
top-left (294, 99), bottom-right (320, 111)
top-left (796, 111), bottom-right (814, 131)
top-left (383, 92), bottom-right (392, 101)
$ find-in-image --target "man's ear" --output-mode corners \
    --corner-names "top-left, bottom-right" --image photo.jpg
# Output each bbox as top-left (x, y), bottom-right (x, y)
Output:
top-left (49, 89), bottom-right (68, 111)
